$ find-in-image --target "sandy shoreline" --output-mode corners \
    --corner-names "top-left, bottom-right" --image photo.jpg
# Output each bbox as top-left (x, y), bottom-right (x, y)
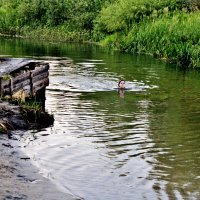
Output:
top-left (0, 134), bottom-right (78, 200)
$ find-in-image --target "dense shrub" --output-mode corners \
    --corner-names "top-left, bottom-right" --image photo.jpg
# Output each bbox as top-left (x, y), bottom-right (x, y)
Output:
top-left (100, 11), bottom-right (200, 68)
top-left (0, 0), bottom-right (199, 67)
top-left (94, 0), bottom-right (198, 35)
top-left (0, 0), bottom-right (107, 31)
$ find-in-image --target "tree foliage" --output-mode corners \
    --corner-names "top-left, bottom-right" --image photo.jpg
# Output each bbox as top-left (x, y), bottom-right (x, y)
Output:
top-left (0, 0), bottom-right (199, 67)
top-left (94, 0), bottom-right (199, 34)
top-left (0, 0), bottom-right (108, 32)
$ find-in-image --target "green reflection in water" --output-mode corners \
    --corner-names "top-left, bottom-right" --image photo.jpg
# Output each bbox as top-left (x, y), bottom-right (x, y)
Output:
top-left (1, 36), bottom-right (200, 199)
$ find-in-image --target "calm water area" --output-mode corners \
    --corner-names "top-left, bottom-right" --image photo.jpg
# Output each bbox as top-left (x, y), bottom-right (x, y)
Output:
top-left (1, 37), bottom-right (200, 200)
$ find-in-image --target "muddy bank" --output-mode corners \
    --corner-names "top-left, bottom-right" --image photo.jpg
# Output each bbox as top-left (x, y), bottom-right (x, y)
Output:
top-left (0, 100), bottom-right (28, 133)
top-left (0, 99), bottom-right (54, 134)
top-left (0, 100), bottom-right (79, 200)
top-left (0, 135), bottom-right (78, 200)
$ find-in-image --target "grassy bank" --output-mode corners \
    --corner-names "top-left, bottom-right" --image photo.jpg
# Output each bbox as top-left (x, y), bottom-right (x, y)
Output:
top-left (0, 0), bottom-right (199, 68)
top-left (20, 26), bottom-right (90, 42)
top-left (100, 11), bottom-right (200, 68)
top-left (95, 0), bottom-right (200, 68)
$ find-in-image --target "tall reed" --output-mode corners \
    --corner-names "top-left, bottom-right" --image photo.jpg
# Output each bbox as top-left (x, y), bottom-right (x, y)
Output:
top-left (101, 11), bottom-right (200, 68)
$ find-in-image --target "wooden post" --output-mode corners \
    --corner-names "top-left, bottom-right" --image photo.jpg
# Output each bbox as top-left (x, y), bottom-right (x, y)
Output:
top-left (30, 71), bottom-right (33, 97)
top-left (36, 88), bottom-right (46, 111)
top-left (0, 77), bottom-right (2, 97)
top-left (10, 76), bottom-right (13, 97)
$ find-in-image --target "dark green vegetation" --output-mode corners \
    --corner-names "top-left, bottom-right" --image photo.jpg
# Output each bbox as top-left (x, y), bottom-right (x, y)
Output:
top-left (0, 0), bottom-right (199, 68)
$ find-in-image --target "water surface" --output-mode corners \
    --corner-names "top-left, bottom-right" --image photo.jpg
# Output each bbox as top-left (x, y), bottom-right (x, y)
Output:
top-left (1, 37), bottom-right (200, 200)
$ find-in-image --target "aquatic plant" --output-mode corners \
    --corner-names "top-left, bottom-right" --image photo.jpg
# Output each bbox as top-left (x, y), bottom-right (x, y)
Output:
top-left (20, 100), bottom-right (42, 112)
top-left (19, 99), bottom-right (54, 126)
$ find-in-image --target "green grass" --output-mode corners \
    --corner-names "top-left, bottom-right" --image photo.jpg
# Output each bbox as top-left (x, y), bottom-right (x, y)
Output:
top-left (20, 26), bottom-right (90, 42)
top-left (0, 0), bottom-right (200, 68)
top-left (100, 11), bottom-right (200, 68)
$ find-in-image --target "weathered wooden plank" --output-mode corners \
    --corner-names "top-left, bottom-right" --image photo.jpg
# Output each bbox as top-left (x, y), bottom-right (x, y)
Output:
top-left (2, 80), bottom-right (10, 89)
top-left (12, 72), bottom-right (31, 85)
top-left (31, 64), bottom-right (49, 77)
top-left (0, 58), bottom-right (50, 101)
top-left (12, 79), bottom-right (31, 93)
top-left (2, 86), bottom-right (10, 95)
top-left (33, 77), bottom-right (49, 94)
top-left (0, 77), bottom-right (2, 96)
top-left (12, 85), bottom-right (32, 101)
top-left (0, 59), bottom-right (26, 76)
top-left (2, 77), bottom-right (31, 95)
top-left (23, 85), bottom-right (32, 96)
top-left (32, 71), bottom-right (49, 83)
top-left (0, 58), bottom-right (41, 77)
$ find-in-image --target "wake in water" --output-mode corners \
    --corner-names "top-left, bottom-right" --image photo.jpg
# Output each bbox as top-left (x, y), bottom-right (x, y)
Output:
top-left (21, 56), bottom-right (161, 200)
top-left (46, 58), bottom-right (157, 93)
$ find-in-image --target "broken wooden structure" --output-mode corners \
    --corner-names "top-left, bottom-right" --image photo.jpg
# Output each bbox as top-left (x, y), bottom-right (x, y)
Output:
top-left (0, 58), bottom-right (49, 104)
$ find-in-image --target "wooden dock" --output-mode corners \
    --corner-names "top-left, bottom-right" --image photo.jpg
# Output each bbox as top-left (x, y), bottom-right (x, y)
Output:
top-left (0, 58), bottom-right (49, 101)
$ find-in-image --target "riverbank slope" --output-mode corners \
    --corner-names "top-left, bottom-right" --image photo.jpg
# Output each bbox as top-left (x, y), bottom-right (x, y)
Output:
top-left (0, 99), bottom-right (77, 199)
top-left (0, 134), bottom-right (77, 200)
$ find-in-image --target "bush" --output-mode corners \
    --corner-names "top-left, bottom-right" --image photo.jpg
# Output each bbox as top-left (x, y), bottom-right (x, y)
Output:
top-left (103, 11), bottom-right (200, 68)
top-left (94, 0), bottom-right (199, 35)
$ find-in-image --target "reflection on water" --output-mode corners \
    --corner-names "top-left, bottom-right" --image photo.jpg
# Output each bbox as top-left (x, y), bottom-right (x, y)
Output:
top-left (22, 60), bottom-right (155, 200)
top-left (1, 37), bottom-right (200, 199)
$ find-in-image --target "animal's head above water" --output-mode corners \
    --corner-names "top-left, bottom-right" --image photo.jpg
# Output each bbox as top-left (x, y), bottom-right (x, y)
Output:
top-left (118, 80), bottom-right (125, 89)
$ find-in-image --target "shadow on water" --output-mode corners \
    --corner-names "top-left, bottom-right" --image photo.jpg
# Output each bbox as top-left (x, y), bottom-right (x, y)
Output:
top-left (1, 37), bottom-right (200, 199)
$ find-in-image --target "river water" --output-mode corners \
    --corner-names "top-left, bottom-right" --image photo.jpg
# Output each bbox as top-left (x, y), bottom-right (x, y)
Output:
top-left (1, 37), bottom-right (200, 200)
